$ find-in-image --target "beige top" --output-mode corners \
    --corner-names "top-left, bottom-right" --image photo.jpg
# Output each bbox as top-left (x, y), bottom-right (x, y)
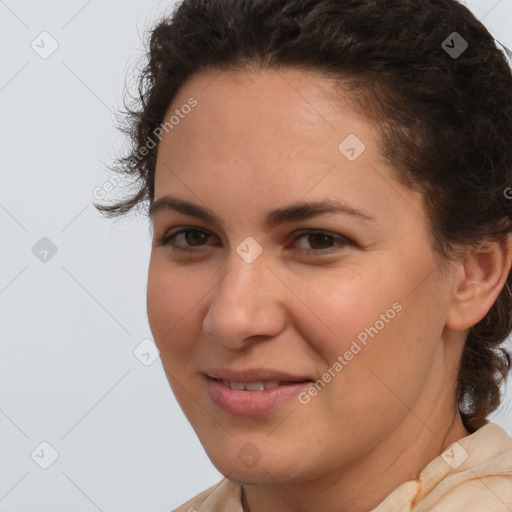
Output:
top-left (174, 422), bottom-right (512, 511)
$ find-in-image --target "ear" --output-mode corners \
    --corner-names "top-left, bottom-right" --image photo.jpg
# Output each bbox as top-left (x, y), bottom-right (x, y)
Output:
top-left (445, 233), bottom-right (512, 331)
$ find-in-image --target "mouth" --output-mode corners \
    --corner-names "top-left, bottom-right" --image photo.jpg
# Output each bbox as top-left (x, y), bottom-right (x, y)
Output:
top-left (218, 379), bottom-right (291, 391)
top-left (204, 370), bottom-right (314, 415)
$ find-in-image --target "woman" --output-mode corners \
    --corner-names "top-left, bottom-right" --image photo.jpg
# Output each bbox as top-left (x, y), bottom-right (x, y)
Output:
top-left (96, 0), bottom-right (512, 510)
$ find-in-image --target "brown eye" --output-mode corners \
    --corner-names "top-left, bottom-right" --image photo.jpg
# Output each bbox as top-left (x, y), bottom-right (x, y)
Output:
top-left (158, 227), bottom-right (216, 250)
top-left (184, 230), bottom-right (209, 246)
top-left (305, 233), bottom-right (335, 250)
top-left (292, 229), bottom-right (351, 254)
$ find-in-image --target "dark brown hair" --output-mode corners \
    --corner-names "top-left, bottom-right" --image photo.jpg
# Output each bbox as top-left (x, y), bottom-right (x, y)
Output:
top-left (96, 0), bottom-right (512, 432)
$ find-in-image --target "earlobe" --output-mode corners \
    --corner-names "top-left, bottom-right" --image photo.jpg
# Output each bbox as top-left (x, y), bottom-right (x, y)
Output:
top-left (445, 234), bottom-right (512, 332)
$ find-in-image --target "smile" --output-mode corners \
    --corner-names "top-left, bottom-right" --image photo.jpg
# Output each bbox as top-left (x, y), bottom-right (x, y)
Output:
top-left (221, 380), bottom-right (281, 390)
top-left (205, 373), bottom-right (313, 416)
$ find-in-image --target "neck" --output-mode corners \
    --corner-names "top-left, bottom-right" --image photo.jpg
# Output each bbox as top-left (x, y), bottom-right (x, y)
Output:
top-left (242, 402), bottom-right (470, 512)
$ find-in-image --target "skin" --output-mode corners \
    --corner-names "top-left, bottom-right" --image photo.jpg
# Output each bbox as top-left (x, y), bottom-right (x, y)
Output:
top-left (146, 67), bottom-right (512, 512)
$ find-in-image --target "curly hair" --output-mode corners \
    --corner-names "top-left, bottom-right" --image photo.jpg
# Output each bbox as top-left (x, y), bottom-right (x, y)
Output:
top-left (95, 0), bottom-right (512, 433)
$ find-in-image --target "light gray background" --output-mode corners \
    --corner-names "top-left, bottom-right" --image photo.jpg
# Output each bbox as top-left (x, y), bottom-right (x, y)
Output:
top-left (0, 1), bottom-right (511, 511)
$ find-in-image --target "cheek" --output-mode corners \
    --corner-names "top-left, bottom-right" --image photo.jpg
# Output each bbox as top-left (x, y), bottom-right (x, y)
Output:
top-left (288, 266), bottom-right (404, 362)
top-left (291, 264), bottom-right (436, 403)
top-left (146, 258), bottom-right (203, 357)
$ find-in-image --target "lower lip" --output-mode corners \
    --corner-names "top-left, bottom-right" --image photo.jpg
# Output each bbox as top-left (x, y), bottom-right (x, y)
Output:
top-left (206, 377), bottom-right (311, 416)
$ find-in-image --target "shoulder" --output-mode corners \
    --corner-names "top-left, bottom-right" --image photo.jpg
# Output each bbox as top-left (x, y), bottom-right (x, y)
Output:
top-left (172, 478), bottom-right (243, 512)
top-left (373, 423), bottom-right (512, 512)
top-left (413, 422), bottom-right (512, 511)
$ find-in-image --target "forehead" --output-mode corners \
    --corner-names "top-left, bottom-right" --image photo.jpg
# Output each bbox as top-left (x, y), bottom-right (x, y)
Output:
top-left (157, 68), bottom-right (376, 179)
top-left (167, 66), bottom-right (360, 135)
top-left (153, 67), bottom-right (424, 231)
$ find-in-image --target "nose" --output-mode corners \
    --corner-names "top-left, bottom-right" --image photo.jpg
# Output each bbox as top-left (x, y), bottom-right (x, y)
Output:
top-left (202, 254), bottom-right (287, 349)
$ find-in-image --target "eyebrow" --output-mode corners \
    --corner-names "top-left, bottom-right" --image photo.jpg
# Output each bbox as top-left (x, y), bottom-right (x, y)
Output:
top-left (149, 196), bottom-right (375, 227)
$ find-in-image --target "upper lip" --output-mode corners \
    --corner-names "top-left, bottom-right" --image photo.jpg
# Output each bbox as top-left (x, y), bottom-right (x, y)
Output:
top-left (204, 368), bottom-right (313, 383)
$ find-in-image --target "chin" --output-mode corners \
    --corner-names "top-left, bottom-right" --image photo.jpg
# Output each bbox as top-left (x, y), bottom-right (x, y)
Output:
top-left (203, 438), bottom-right (314, 486)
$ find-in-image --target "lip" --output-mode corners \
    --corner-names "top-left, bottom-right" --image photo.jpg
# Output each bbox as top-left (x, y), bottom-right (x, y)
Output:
top-left (204, 368), bottom-right (313, 416)
top-left (204, 367), bottom-right (312, 383)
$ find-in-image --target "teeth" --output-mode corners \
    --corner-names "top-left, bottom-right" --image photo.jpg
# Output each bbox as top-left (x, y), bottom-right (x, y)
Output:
top-left (245, 382), bottom-right (264, 391)
top-left (229, 381), bottom-right (246, 391)
top-left (222, 380), bottom-right (282, 391)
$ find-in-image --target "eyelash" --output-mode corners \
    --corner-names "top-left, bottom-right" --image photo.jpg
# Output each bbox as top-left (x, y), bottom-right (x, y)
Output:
top-left (156, 226), bottom-right (352, 255)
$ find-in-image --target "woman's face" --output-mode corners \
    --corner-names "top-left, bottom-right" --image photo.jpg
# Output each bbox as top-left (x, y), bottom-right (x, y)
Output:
top-left (147, 67), bottom-right (464, 484)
